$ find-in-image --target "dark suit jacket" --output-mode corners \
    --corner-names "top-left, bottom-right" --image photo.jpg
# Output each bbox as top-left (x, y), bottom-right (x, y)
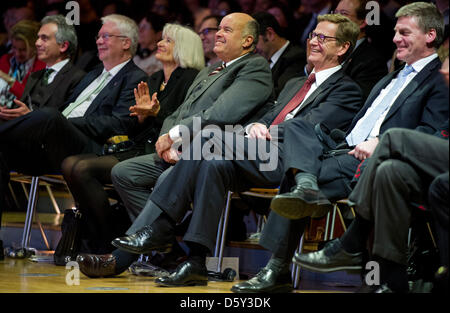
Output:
top-left (67, 60), bottom-right (147, 144)
top-left (347, 57), bottom-right (449, 137)
top-left (20, 61), bottom-right (85, 110)
top-left (271, 43), bottom-right (306, 97)
top-left (343, 38), bottom-right (388, 100)
top-left (159, 53), bottom-right (273, 138)
top-left (259, 68), bottom-right (364, 139)
top-left (129, 67), bottom-right (199, 153)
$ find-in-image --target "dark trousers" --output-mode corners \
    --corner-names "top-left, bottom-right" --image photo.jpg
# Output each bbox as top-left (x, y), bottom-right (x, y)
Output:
top-left (349, 128), bottom-right (449, 265)
top-left (148, 131), bottom-right (284, 253)
top-left (259, 119), bottom-right (361, 259)
top-left (428, 172), bottom-right (449, 267)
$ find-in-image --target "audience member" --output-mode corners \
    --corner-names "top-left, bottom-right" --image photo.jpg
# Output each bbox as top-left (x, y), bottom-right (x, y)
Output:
top-left (0, 20), bottom-right (45, 110)
top-left (231, 1), bottom-right (448, 294)
top-left (298, 0), bottom-right (333, 48)
top-left (253, 11), bottom-right (306, 97)
top-left (76, 14), bottom-right (364, 285)
top-left (0, 3), bottom-right (35, 56)
top-left (267, 3), bottom-right (297, 41)
top-left (0, 15), bottom-right (85, 120)
top-left (133, 12), bottom-right (166, 76)
top-left (75, 12), bottom-right (274, 278)
top-left (60, 23), bottom-right (204, 255)
top-left (0, 14), bottom-right (147, 225)
top-left (327, 0), bottom-right (388, 99)
top-left (198, 15), bottom-right (222, 66)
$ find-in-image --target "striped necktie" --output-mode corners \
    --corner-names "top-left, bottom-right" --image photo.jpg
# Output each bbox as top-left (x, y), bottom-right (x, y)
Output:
top-left (208, 63), bottom-right (225, 76)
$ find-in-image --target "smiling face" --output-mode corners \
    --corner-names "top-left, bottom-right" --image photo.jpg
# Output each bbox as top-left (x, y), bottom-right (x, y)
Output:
top-left (199, 17), bottom-right (219, 58)
top-left (308, 21), bottom-right (348, 72)
top-left (35, 23), bottom-right (66, 66)
top-left (11, 38), bottom-right (33, 64)
top-left (393, 16), bottom-right (435, 65)
top-left (96, 21), bottom-right (130, 69)
top-left (213, 13), bottom-right (253, 63)
top-left (155, 35), bottom-right (175, 65)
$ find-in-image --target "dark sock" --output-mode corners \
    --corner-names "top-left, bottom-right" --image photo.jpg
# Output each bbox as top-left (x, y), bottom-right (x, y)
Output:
top-left (186, 242), bottom-right (208, 267)
top-left (376, 256), bottom-right (409, 293)
top-left (294, 172), bottom-right (318, 190)
top-left (153, 211), bottom-right (176, 233)
top-left (340, 215), bottom-right (372, 253)
top-left (112, 248), bottom-right (139, 274)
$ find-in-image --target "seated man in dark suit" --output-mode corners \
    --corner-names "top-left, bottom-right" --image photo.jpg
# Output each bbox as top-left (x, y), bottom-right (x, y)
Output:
top-left (76, 14), bottom-right (364, 285)
top-left (0, 14), bottom-right (85, 120)
top-left (253, 11), bottom-right (306, 97)
top-left (239, 2), bottom-right (448, 293)
top-left (0, 14), bottom-right (147, 219)
top-left (295, 56), bottom-right (449, 293)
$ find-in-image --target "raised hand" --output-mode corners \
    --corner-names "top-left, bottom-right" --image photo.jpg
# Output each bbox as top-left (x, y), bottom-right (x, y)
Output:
top-left (130, 81), bottom-right (160, 123)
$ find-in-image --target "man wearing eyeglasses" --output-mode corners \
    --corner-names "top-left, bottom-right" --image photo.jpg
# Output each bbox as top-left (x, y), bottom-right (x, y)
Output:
top-left (252, 2), bottom-right (447, 293)
top-left (0, 14), bottom-right (146, 212)
top-left (197, 15), bottom-right (221, 66)
top-left (97, 14), bottom-right (363, 287)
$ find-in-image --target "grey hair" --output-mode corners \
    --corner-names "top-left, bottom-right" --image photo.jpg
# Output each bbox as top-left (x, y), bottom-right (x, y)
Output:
top-left (41, 15), bottom-right (78, 58)
top-left (396, 2), bottom-right (444, 49)
top-left (101, 14), bottom-right (139, 56)
top-left (162, 23), bottom-right (205, 71)
top-left (242, 19), bottom-right (259, 51)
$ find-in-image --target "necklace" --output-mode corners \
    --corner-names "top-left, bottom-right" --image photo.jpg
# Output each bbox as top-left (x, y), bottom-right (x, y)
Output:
top-left (160, 80), bottom-right (167, 91)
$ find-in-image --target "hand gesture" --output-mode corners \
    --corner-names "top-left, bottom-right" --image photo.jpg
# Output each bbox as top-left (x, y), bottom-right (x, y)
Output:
top-left (0, 99), bottom-right (31, 120)
top-left (130, 81), bottom-right (160, 123)
top-left (348, 137), bottom-right (379, 160)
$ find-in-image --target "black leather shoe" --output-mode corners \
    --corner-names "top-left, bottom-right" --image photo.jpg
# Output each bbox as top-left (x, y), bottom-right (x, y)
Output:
top-left (231, 267), bottom-right (293, 293)
top-left (293, 239), bottom-right (363, 272)
top-left (154, 260), bottom-right (208, 287)
top-left (76, 253), bottom-right (117, 278)
top-left (111, 224), bottom-right (174, 254)
top-left (270, 185), bottom-right (333, 220)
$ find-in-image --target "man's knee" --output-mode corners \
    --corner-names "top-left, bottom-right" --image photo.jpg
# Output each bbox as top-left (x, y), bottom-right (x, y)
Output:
top-left (111, 160), bottom-right (133, 187)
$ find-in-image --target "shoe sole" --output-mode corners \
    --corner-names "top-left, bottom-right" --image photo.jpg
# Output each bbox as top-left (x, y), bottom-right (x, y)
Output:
top-left (270, 196), bottom-right (332, 220)
top-left (155, 280), bottom-right (208, 287)
top-left (292, 257), bottom-right (362, 273)
top-left (231, 285), bottom-right (293, 293)
top-left (111, 241), bottom-right (173, 255)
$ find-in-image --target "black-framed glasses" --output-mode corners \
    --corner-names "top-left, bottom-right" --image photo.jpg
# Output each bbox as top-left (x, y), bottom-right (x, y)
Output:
top-left (308, 32), bottom-right (339, 44)
top-left (198, 27), bottom-right (218, 36)
top-left (95, 33), bottom-right (128, 41)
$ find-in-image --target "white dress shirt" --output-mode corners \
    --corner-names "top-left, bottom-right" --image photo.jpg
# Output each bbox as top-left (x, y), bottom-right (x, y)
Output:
top-left (46, 58), bottom-right (70, 84)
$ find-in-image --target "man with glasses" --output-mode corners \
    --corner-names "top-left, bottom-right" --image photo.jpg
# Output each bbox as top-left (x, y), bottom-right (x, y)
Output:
top-left (248, 2), bottom-right (447, 293)
top-left (0, 14), bottom-right (147, 215)
top-left (198, 15), bottom-right (221, 66)
top-left (253, 11), bottom-right (306, 97)
top-left (99, 14), bottom-right (363, 288)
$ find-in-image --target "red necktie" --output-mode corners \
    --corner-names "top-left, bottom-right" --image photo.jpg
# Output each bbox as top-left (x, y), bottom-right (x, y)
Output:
top-left (271, 73), bottom-right (316, 126)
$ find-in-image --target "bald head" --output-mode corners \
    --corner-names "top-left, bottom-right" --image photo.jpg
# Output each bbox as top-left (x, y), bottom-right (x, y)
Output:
top-left (213, 12), bottom-right (259, 63)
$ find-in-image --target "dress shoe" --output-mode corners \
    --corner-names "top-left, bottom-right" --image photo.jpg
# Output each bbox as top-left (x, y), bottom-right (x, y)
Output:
top-left (293, 239), bottom-right (363, 272)
top-left (231, 266), bottom-right (293, 293)
top-left (154, 260), bottom-right (208, 287)
top-left (111, 224), bottom-right (174, 254)
top-left (270, 185), bottom-right (333, 220)
top-left (76, 253), bottom-right (117, 278)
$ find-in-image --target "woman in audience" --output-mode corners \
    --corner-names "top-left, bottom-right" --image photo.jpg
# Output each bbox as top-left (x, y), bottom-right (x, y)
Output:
top-left (133, 12), bottom-right (167, 76)
top-left (59, 23), bottom-right (204, 259)
top-left (0, 20), bottom-right (45, 110)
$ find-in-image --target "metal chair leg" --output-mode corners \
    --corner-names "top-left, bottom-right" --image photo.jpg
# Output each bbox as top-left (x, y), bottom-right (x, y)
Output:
top-left (217, 191), bottom-right (233, 272)
top-left (21, 176), bottom-right (40, 249)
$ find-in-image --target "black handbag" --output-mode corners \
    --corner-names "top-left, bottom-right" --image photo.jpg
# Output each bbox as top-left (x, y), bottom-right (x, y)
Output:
top-left (54, 208), bottom-right (83, 266)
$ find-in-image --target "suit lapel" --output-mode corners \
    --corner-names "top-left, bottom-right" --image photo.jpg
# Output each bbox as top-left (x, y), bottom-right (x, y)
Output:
top-left (85, 60), bottom-right (134, 115)
top-left (383, 58), bottom-right (440, 123)
top-left (293, 69), bottom-right (343, 116)
top-left (39, 62), bottom-right (74, 105)
top-left (21, 70), bottom-right (43, 101)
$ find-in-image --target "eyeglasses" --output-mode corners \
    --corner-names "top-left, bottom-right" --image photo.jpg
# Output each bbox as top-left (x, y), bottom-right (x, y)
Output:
top-left (198, 27), bottom-right (218, 36)
top-left (95, 33), bottom-right (128, 41)
top-left (308, 32), bottom-right (339, 44)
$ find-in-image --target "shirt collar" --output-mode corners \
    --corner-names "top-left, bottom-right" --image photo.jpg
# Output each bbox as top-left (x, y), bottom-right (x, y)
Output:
top-left (407, 53), bottom-right (438, 73)
top-left (312, 64), bottom-right (342, 86)
top-left (224, 53), bottom-right (249, 67)
top-left (103, 59), bottom-right (131, 77)
top-left (270, 41), bottom-right (290, 67)
top-left (47, 58), bottom-right (70, 73)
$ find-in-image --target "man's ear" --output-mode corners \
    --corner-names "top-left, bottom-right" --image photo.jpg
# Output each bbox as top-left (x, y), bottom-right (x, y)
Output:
top-left (265, 27), bottom-right (276, 41)
top-left (242, 35), bottom-right (254, 49)
top-left (337, 41), bottom-right (351, 58)
top-left (425, 28), bottom-right (437, 46)
top-left (123, 37), bottom-right (132, 51)
top-left (59, 41), bottom-right (69, 54)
